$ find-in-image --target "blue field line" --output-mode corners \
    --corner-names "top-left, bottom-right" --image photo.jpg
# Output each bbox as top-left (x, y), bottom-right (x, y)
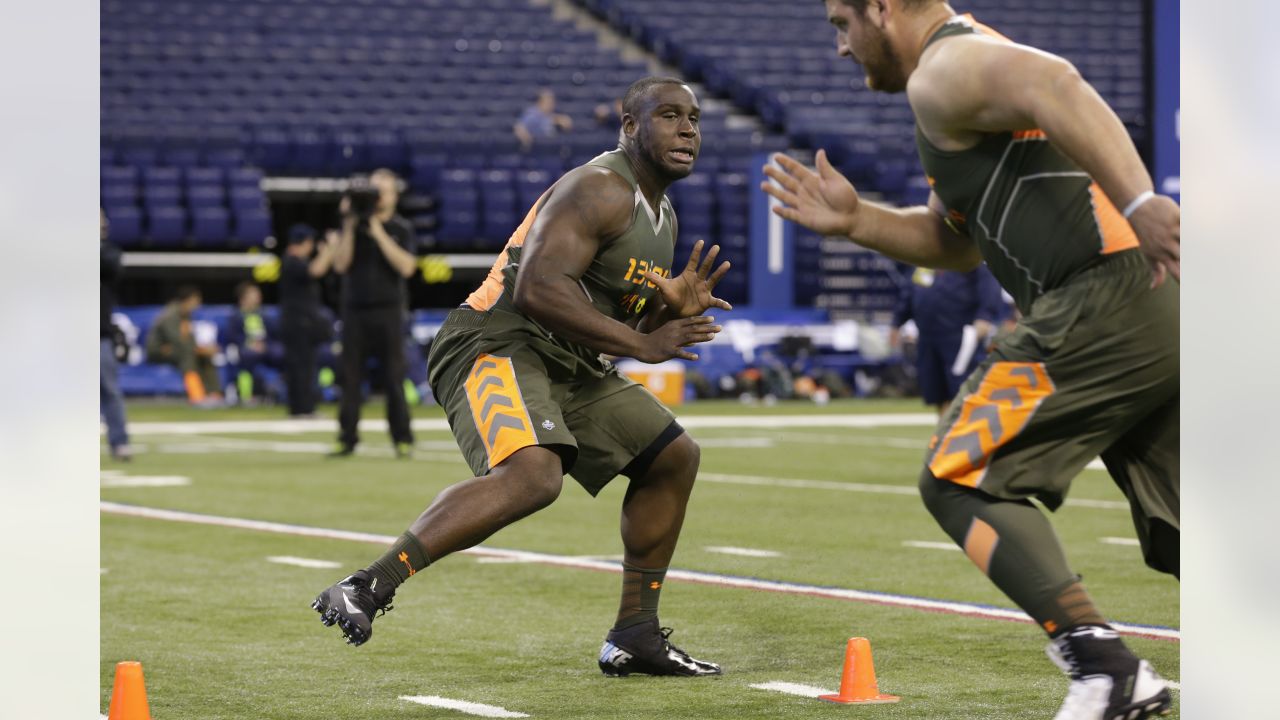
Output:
top-left (100, 501), bottom-right (1179, 642)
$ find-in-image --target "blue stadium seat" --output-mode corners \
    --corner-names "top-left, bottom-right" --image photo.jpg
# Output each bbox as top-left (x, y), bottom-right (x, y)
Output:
top-left (187, 184), bottom-right (226, 208)
top-left (104, 205), bottom-right (144, 247)
top-left (232, 208), bottom-right (272, 246)
top-left (147, 206), bottom-right (188, 246)
top-left (192, 207), bottom-right (231, 245)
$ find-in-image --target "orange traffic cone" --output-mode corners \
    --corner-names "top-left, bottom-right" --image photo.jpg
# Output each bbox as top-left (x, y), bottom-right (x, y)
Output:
top-left (107, 661), bottom-right (152, 720)
top-left (819, 637), bottom-right (900, 704)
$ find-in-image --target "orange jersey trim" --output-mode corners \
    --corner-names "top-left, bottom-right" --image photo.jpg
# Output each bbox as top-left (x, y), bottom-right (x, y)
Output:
top-left (464, 354), bottom-right (538, 470)
top-left (928, 362), bottom-right (1055, 488)
top-left (1088, 184), bottom-right (1141, 255)
top-left (465, 190), bottom-right (550, 312)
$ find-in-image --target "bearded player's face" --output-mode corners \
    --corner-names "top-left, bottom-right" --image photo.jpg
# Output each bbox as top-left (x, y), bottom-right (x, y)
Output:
top-left (626, 84), bottom-right (701, 180)
top-left (827, 0), bottom-right (909, 93)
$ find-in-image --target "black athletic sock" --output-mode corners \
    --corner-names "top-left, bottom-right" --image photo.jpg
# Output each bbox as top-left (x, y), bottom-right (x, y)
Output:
top-left (919, 471), bottom-right (1106, 636)
top-left (365, 531), bottom-right (431, 602)
top-left (614, 563), bottom-right (667, 631)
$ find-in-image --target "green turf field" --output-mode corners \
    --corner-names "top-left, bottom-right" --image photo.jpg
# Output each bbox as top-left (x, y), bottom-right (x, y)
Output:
top-left (101, 399), bottom-right (1179, 719)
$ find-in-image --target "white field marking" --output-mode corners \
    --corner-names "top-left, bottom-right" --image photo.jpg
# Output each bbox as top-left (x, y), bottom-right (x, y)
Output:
top-left (123, 413), bottom-right (940, 437)
top-left (266, 556), bottom-right (341, 569)
top-left (101, 475), bottom-right (191, 488)
top-left (100, 568), bottom-right (108, 574)
top-left (144, 435), bottom-right (465, 463)
top-left (1168, 681), bottom-right (1181, 691)
top-left (399, 695), bottom-right (528, 718)
top-left (100, 502), bottom-right (1179, 642)
top-left (704, 546), bottom-right (783, 558)
top-left (737, 431), bottom-right (1110, 470)
top-left (100, 469), bottom-right (124, 477)
top-left (903, 541), bottom-right (962, 552)
top-left (1100, 537), bottom-right (1142, 547)
top-left (699, 472), bottom-right (1130, 510)
top-left (751, 681), bottom-right (837, 698)
top-left (475, 554), bottom-right (623, 565)
top-left (695, 437), bottom-right (775, 448)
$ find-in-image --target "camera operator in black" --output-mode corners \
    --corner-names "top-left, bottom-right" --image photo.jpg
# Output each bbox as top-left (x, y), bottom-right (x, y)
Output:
top-left (329, 169), bottom-right (418, 457)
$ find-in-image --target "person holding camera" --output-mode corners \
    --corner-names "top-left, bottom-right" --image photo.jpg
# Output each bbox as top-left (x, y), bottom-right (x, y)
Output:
top-left (329, 169), bottom-right (418, 457)
top-left (280, 223), bottom-right (336, 417)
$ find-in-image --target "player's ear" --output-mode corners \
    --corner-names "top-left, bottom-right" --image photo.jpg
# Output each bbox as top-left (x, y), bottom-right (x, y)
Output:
top-left (621, 114), bottom-right (637, 139)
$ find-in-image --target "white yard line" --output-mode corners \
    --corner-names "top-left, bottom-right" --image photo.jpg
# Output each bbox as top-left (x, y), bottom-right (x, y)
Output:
top-left (475, 554), bottom-right (623, 565)
top-left (751, 681), bottom-right (837, 698)
top-left (705, 546), bottom-right (783, 558)
top-left (1167, 681), bottom-right (1180, 691)
top-left (695, 437), bottom-right (776, 448)
top-left (124, 413), bottom-right (941, 437)
top-left (100, 502), bottom-right (1179, 642)
top-left (1100, 537), bottom-right (1141, 547)
top-left (700, 472), bottom-right (1129, 510)
top-left (101, 475), bottom-right (191, 488)
top-left (266, 556), bottom-right (341, 569)
top-left (903, 541), bottom-right (962, 552)
top-left (399, 695), bottom-right (529, 718)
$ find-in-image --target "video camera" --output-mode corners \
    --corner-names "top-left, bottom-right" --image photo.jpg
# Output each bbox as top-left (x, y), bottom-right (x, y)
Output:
top-left (345, 175), bottom-right (380, 218)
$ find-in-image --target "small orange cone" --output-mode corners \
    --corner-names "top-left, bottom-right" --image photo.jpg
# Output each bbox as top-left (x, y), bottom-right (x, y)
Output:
top-left (819, 637), bottom-right (900, 704)
top-left (107, 661), bottom-right (152, 720)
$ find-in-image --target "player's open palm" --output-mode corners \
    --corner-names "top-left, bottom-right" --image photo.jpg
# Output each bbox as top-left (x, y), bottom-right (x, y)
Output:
top-left (1125, 194), bottom-right (1180, 288)
top-left (639, 316), bottom-right (722, 363)
top-left (762, 149), bottom-right (861, 237)
top-left (644, 239), bottom-right (732, 317)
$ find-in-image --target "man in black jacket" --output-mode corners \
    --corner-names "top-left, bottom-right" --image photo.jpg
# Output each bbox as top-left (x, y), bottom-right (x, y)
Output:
top-left (280, 223), bottom-right (335, 417)
top-left (329, 170), bottom-right (418, 457)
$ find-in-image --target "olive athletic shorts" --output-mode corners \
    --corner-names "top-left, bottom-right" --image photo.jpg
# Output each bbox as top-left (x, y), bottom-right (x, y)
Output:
top-left (924, 251), bottom-right (1179, 563)
top-left (427, 306), bottom-right (679, 496)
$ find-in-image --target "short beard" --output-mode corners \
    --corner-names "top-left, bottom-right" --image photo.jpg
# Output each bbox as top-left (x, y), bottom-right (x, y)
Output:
top-left (863, 27), bottom-right (908, 93)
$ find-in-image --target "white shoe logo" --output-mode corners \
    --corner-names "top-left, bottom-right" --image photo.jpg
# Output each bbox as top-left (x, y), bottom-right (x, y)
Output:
top-left (343, 593), bottom-right (364, 616)
top-left (600, 642), bottom-right (632, 667)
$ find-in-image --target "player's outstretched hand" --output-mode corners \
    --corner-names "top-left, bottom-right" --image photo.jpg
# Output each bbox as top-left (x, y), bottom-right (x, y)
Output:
top-left (1125, 194), bottom-right (1180, 288)
top-left (639, 316), bottom-right (722, 363)
top-left (644, 239), bottom-right (732, 317)
top-left (762, 149), bottom-right (861, 237)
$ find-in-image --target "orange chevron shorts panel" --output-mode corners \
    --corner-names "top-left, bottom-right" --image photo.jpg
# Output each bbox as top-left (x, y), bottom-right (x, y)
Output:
top-left (464, 354), bottom-right (539, 470)
top-left (928, 362), bottom-right (1055, 489)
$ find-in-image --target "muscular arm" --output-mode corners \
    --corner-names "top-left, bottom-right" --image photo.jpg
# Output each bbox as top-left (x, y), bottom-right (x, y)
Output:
top-left (848, 191), bottom-right (982, 270)
top-left (764, 151), bottom-right (981, 271)
top-left (910, 35), bottom-right (1152, 212)
top-left (513, 167), bottom-right (650, 358)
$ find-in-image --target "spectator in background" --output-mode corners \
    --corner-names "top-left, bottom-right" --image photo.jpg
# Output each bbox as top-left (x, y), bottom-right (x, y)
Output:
top-left (889, 264), bottom-right (1006, 416)
top-left (594, 98), bottom-right (624, 130)
top-left (100, 209), bottom-right (132, 461)
top-left (146, 285), bottom-right (221, 405)
top-left (329, 169), bottom-right (417, 457)
top-left (224, 281), bottom-right (274, 404)
top-left (280, 223), bottom-right (336, 417)
top-left (513, 88), bottom-right (573, 151)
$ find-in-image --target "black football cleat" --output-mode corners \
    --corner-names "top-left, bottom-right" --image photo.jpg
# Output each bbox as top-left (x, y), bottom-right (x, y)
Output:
top-left (1047, 625), bottom-right (1172, 720)
top-left (598, 618), bottom-right (722, 677)
top-left (311, 570), bottom-right (394, 646)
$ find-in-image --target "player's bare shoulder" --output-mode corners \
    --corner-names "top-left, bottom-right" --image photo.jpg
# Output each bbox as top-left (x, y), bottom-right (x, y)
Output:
top-left (907, 33), bottom-right (1007, 150)
top-left (541, 164), bottom-right (635, 240)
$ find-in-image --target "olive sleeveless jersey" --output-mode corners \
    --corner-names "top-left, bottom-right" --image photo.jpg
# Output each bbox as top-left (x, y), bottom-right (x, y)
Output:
top-left (914, 15), bottom-right (1141, 314)
top-left (463, 148), bottom-right (677, 370)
